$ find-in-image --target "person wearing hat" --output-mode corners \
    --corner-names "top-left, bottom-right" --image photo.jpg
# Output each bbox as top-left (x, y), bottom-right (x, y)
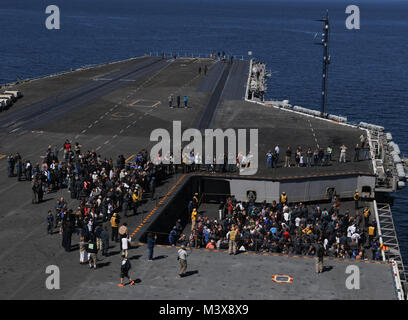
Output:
top-left (119, 223), bottom-right (128, 250)
top-left (177, 244), bottom-right (191, 277)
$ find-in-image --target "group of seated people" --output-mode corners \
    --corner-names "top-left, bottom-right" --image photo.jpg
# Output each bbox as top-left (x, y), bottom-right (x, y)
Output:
top-left (178, 194), bottom-right (383, 260)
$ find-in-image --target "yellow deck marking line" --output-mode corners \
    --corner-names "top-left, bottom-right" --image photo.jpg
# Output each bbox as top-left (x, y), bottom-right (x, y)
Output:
top-left (126, 99), bottom-right (141, 107)
top-left (0, 155), bottom-right (6, 160)
top-left (125, 154), bottom-right (135, 162)
top-left (271, 274), bottom-right (294, 284)
top-left (130, 174), bottom-right (187, 237)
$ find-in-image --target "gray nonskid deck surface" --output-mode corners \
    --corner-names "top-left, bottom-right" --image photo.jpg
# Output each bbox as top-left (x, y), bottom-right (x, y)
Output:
top-left (0, 56), bottom-right (389, 300)
top-left (220, 60), bottom-right (250, 100)
top-left (0, 58), bottom-right (215, 300)
top-left (196, 61), bottom-right (225, 93)
top-left (211, 99), bottom-right (372, 178)
top-left (14, 245), bottom-right (395, 300)
top-left (0, 58), bottom-right (168, 132)
top-left (0, 56), bottom-right (152, 117)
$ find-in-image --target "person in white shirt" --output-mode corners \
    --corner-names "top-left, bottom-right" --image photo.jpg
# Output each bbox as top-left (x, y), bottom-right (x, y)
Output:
top-left (177, 244), bottom-right (191, 277)
top-left (240, 155), bottom-right (248, 167)
top-left (283, 210), bottom-right (289, 222)
top-left (351, 232), bottom-right (360, 244)
top-left (323, 238), bottom-right (329, 250)
top-left (92, 171), bottom-right (98, 183)
top-left (347, 224), bottom-right (356, 238)
top-left (295, 216), bottom-right (301, 227)
top-left (121, 235), bottom-right (132, 258)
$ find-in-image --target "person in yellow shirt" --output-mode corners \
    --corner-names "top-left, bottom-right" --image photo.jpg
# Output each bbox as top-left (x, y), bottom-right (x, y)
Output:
top-left (363, 207), bottom-right (371, 226)
top-left (110, 213), bottom-right (120, 242)
top-left (132, 191), bottom-right (139, 203)
top-left (354, 190), bottom-right (360, 209)
top-left (132, 189), bottom-right (140, 215)
top-left (302, 225), bottom-right (312, 235)
top-left (280, 192), bottom-right (288, 206)
top-left (191, 208), bottom-right (198, 230)
top-left (227, 225), bottom-right (240, 255)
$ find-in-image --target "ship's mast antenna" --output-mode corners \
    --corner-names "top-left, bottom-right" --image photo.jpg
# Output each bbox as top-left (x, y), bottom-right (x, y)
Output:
top-left (315, 10), bottom-right (330, 117)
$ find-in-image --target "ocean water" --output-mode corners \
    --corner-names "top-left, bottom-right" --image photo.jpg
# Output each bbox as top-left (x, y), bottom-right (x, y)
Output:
top-left (1, 0), bottom-right (407, 263)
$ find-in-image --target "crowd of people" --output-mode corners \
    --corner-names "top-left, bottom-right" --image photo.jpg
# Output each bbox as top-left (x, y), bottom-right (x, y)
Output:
top-left (27, 139), bottom-right (174, 261)
top-left (265, 134), bottom-right (371, 169)
top-left (7, 153), bottom-right (32, 181)
top-left (176, 192), bottom-right (384, 261)
top-left (4, 133), bottom-right (380, 284)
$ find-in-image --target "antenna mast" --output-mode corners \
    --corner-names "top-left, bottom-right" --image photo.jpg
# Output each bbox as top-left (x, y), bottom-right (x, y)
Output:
top-left (315, 10), bottom-right (330, 117)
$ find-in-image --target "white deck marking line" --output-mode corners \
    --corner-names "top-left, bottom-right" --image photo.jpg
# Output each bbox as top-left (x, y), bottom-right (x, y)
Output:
top-left (112, 135), bottom-right (118, 139)
top-left (124, 61), bottom-right (173, 105)
top-left (104, 140), bottom-right (110, 145)
top-left (308, 119), bottom-right (320, 150)
top-left (81, 130), bottom-right (86, 134)
top-left (68, 63), bottom-right (165, 143)
top-left (9, 127), bottom-right (21, 133)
